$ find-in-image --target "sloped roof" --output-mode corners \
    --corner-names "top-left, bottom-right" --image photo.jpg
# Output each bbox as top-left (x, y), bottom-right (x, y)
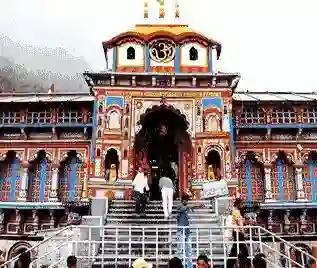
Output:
top-left (233, 92), bottom-right (317, 102)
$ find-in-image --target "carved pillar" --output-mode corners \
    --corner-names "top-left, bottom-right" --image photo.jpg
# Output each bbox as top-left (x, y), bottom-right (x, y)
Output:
top-left (32, 210), bottom-right (39, 231)
top-left (0, 210), bottom-right (4, 234)
top-left (49, 210), bottom-right (55, 229)
top-left (295, 164), bottom-right (305, 200)
top-left (17, 162), bottom-right (29, 201)
top-left (49, 164), bottom-right (59, 202)
top-left (264, 162), bottom-right (273, 201)
top-left (283, 209), bottom-right (291, 233)
top-left (82, 163), bottom-right (88, 201)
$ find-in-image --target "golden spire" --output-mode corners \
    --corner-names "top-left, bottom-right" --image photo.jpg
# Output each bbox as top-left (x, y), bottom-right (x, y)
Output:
top-left (144, 0), bottom-right (149, 18)
top-left (175, 0), bottom-right (180, 18)
top-left (157, 0), bottom-right (165, 19)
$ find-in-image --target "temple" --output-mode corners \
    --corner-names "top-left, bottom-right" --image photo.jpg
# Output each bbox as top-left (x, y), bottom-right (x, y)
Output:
top-left (0, 0), bottom-right (316, 262)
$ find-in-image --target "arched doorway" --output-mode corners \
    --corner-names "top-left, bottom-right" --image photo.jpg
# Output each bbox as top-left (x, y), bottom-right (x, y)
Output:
top-left (205, 149), bottom-right (221, 180)
top-left (7, 242), bottom-right (32, 262)
top-left (105, 148), bottom-right (119, 183)
top-left (134, 104), bottom-right (191, 200)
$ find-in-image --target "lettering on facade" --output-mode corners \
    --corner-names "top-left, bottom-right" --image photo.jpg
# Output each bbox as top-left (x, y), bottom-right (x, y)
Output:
top-left (123, 91), bottom-right (220, 98)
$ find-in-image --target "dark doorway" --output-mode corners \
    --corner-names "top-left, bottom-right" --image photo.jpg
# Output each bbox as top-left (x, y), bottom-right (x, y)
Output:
top-left (134, 104), bottom-right (190, 200)
top-left (206, 150), bottom-right (221, 180)
top-left (105, 148), bottom-right (119, 182)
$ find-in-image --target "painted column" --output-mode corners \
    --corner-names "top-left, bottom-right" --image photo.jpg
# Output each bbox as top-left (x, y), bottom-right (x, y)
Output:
top-left (82, 163), bottom-right (88, 201)
top-left (17, 162), bottom-right (29, 201)
top-left (49, 164), bottom-right (59, 202)
top-left (174, 46), bottom-right (180, 73)
top-left (264, 162), bottom-right (273, 201)
top-left (209, 47), bottom-right (213, 73)
top-left (9, 159), bottom-right (19, 201)
top-left (39, 160), bottom-right (47, 202)
top-left (145, 45), bottom-right (150, 72)
top-left (69, 159), bottom-right (80, 201)
top-left (112, 47), bottom-right (117, 72)
top-left (295, 164), bottom-right (305, 200)
top-left (211, 46), bottom-right (218, 73)
top-left (245, 159), bottom-right (252, 202)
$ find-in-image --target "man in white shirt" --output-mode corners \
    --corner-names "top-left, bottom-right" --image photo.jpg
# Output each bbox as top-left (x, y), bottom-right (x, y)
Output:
top-left (132, 167), bottom-right (149, 215)
top-left (159, 171), bottom-right (174, 219)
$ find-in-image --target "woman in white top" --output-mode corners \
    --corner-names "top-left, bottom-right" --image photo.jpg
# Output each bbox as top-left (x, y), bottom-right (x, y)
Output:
top-left (132, 167), bottom-right (149, 215)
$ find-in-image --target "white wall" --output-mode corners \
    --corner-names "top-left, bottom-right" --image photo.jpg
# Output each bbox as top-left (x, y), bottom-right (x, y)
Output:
top-left (117, 43), bottom-right (145, 67)
top-left (180, 43), bottom-right (208, 66)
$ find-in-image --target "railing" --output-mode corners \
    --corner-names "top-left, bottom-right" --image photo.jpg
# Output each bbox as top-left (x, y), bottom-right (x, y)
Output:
top-left (1, 225), bottom-right (316, 268)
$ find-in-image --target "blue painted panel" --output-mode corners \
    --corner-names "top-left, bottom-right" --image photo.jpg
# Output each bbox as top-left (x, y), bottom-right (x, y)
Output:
top-left (245, 159), bottom-right (252, 202)
top-left (106, 96), bottom-right (124, 107)
top-left (175, 46), bottom-right (180, 73)
top-left (209, 47), bottom-right (213, 73)
top-left (145, 45), bottom-right (150, 72)
top-left (277, 159), bottom-right (284, 200)
top-left (9, 159), bottom-right (19, 201)
top-left (201, 97), bottom-right (223, 110)
top-left (112, 47), bottom-right (117, 72)
top-left (39, 160), bottom-right (47, 202)
top-left (90, 99), bottom-right (97, 162)
top-left (69, 161), bottom-right (80, 201)
top-left (309, 160), bottom-right (317, 202)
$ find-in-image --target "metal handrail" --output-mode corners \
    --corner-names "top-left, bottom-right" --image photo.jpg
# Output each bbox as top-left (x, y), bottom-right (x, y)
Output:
top-left (2, 224), bottom-right (316, 268)
top-left (0, 226), bottom-right (72, 268)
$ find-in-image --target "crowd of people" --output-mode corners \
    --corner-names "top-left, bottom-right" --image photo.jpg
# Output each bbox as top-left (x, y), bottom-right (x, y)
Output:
top-left (131, 167), bottom-right (267, 268)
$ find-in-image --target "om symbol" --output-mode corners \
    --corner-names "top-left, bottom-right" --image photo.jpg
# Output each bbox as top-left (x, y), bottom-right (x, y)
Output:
top-left (149, 39), bottom-right (176, 63)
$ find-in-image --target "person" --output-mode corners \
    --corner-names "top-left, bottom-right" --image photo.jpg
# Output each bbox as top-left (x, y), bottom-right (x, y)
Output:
top-left (132, 167), bottom-right (149, 216)
top-left (167, 257), bottom-right (183, 268)
top-left (196, 254), bottom-right (210, 268)
top-left (253, 253), bottom-right (266, 268)
top-left (67, 255), bottom-right (77, 268)
top-left (176, 193), bottom-right (205, 268)
top-left (132, 257), bottom-right (152, 268)
top-left (159, 171), bottom-right (174, 219)
top-left (226, 193), bottom-right (251, 268)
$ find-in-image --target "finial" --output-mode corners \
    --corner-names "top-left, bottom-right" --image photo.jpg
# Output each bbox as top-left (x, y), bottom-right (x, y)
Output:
top-left (175, 0), bottom-right (180, 18)
top-left (144, 0), bottom-right (149, 19)
top-left (157, 0), bottom-right (165, 18)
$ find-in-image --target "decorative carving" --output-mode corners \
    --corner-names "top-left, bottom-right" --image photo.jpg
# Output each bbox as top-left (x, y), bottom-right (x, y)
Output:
top-left (283, 210), bottom-right (291, 233)
top-left (149, 39), bottom-right (176, 63)
top-left (300, 209), bottom-right (307, 233)
top-left (268, 210), bottom-right (273, 231)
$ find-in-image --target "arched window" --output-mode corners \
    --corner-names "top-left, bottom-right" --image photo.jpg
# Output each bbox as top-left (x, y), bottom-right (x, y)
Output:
top-left (272, 152), bottom-right (296, 201)
top-left (127, 47), bottom-right (135, 60)
top-left (189, 47), bottom-right (198, 61)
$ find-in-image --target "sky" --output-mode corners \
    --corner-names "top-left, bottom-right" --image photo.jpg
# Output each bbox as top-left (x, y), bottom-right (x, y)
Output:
top-left (1, 0), bottom-right (316, 92)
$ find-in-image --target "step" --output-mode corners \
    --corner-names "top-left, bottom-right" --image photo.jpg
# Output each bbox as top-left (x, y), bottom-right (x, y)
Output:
top-left (92, 258), bottom-right (225, 268)
top-left (109, 207), bottom-right (213, 213)
top-left (100, 245), bottom-right (224, 255)
top-left (109, 204), bottom-right (214, 210)
top-left (106, 218), bottom-right (219, 225)
top-left (111, 200), bottom-right (212, 204)
top-left (106, 213), bottom-right (217, 219)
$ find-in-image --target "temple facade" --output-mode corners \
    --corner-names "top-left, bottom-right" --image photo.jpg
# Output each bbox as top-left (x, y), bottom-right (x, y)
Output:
top-left (0, 0), bottom-right (317, 262)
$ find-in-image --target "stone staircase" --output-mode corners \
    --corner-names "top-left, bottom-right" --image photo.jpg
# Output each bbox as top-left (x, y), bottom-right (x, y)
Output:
top-left (93, 199), bottom-right (225, 268)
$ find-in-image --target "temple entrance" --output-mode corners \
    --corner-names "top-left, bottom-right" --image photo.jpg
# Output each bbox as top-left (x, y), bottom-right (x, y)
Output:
top-left (105, 148), bottom-right (119, 183)
top-left (206, 149), bottom-right (221, 180)
top-left (134, 104), bottom-right (191, 200)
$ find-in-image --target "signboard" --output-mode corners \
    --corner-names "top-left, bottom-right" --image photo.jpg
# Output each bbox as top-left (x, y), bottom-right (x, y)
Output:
top-left (202, 180), bottom-right (229, 199)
